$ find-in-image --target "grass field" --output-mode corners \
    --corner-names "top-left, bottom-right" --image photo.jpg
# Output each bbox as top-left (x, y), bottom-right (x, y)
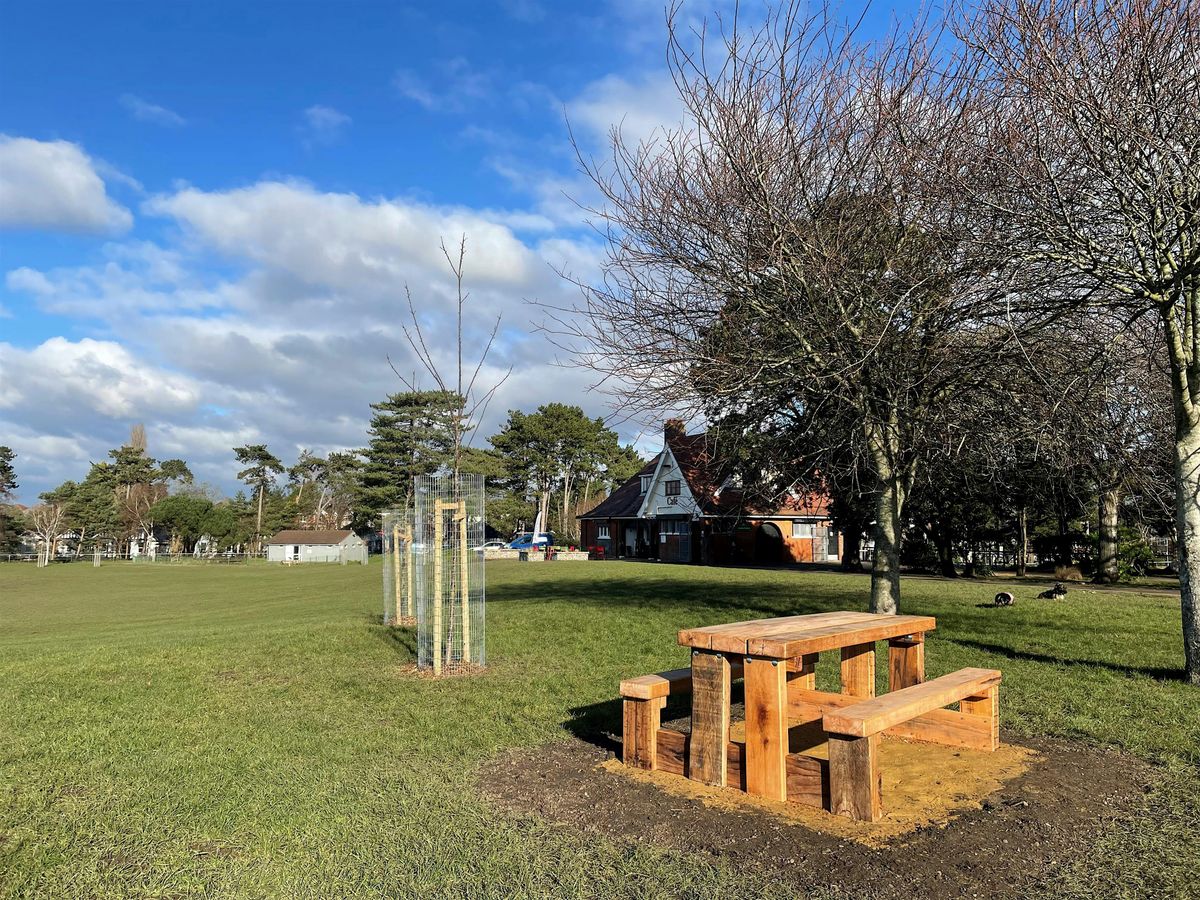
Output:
top-left (1, 560), bottom-right (1197, 898)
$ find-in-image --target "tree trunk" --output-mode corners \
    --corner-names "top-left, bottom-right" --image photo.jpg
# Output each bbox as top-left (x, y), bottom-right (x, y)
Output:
top-left (1056, 511), bottom-right (1072, 566)
top-left (1174, 429), bottom-right (1200, 684)
top-left (256, 484), bottom-right (265, 553)
top-left (869, 477), bottom-right (905, 615)
top-left (934, 522), bottom-right (957, 578)
top-left (1095, 480), bottom-right (1121, 584)
top-left (840, 527), bottom-right (863, 571)
top-left (1015, 507), bottom-right (1028, 578)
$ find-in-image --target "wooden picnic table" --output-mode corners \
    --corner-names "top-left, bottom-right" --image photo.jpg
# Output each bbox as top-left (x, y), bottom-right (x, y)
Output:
top-left (678, 610), bottom-right (936, 802)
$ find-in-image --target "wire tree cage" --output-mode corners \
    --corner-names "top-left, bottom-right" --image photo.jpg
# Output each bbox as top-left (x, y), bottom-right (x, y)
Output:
top-left (412, 473), bottom-right (486, 675)
top-left (381, 507), bottom-right (415, 627)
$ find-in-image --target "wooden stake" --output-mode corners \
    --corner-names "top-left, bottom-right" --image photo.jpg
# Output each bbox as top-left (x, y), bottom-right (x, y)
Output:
top-left (432, 504), bottom-right (444, 676)
top-left (391, 522), bottom-right (401, 624)
top-left (457, 501), bottom-right (470, 664)
top-left (404, 523), bottom-right (414, 619)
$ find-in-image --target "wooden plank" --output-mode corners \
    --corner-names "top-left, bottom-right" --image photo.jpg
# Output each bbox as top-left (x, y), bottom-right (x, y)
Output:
top-left (404, 524), bottom-right (414, 619)
top-left (622, 697), bottom-right (665, 770)
top-left (688, 650), bottom-right (731, 787)
top-left (786, 652), bottom-right (818, 689)
top-left (829, 734), bottom-right (881, 822)
top-left (960, 684), bottom-right (1000, 750)
top-left (824, 668), bottom-right (1002, 738)
top-left (752, 616), bottom-right (937, 659)
top-left (886, 707), bottom-right (997, 751)
top-left (655, 729), bottom-right (828, 809)
top-left (678, 611), bottom-right (880, 652)
top-left (788, 688), bottom-right (997, 751)
top-left (743, 656), bottom-right (789, 801)
top-left (840, 642), bottom-right (876, 698)
top-left (888, 634), bottom-right (925, 691)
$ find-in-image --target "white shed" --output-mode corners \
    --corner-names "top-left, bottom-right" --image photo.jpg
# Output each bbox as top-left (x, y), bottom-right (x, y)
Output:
top-left (265, 529), bottom-right (367, 564)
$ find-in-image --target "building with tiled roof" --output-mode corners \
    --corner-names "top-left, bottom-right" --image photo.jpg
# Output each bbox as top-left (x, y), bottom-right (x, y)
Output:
top-left (578, 420), bottom-right (840, 565)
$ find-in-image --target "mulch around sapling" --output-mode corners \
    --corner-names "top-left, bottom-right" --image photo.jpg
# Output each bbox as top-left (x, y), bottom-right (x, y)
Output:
top-left (479, 730), bottom-right (1151, 899)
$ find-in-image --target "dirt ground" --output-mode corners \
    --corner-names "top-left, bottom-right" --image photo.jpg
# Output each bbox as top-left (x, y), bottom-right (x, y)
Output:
top-left (480, 731), bottom-right (1150, 899)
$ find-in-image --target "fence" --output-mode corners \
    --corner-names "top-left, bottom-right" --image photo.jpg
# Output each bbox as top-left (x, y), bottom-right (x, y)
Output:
top-left (412, 473), bottom-right (486, 675)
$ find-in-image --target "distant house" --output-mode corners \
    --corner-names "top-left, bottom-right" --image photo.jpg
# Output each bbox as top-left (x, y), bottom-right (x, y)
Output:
top-left (578, 420), bottom-right (840, 566)
top-left (265, 529), bottom-right (367, 564)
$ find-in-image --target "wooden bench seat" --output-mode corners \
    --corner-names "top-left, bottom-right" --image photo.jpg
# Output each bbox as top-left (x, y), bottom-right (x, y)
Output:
top-left (822, 667), bottom-right (1002, 821)
top-left (823, 667), bottom-right (1001, 738)
top-left (619, 660), bottom-right (746, 769)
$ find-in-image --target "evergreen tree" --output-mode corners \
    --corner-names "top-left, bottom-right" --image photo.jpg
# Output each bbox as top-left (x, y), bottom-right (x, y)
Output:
top-left (355, 390), bottom-right (463, 528)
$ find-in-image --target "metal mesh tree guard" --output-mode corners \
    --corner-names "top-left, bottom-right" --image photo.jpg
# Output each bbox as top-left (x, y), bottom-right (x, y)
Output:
top-left (413, 473), bottom-right (486, 674)
top-left (381, 507), bottom-right (415, 627)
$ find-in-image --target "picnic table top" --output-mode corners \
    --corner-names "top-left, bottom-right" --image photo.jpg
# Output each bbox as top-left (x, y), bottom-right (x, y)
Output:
top-left (678, 610), bottom-right (937, 659)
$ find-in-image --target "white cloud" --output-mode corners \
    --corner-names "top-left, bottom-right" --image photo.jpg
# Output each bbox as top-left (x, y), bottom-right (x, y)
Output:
top-left (567, 72), bottom-right (685, 148)
top-left (143, 180), bottom-right (539, 291)
top-left (393, 57), bottom-right (492, 112)
top-left (0, 136), bottom-right (133, 233)
top-left (302, 105), bottom-right (351, 144)
top-left (0, 337), bottom-right (202, 420)
top-left (120, 93), bottom-right (187, 127)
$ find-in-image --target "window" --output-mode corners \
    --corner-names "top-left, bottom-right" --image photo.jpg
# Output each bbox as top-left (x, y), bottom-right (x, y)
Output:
top-left (597, 525), bottom-right (610, 540)
top-left (792, 521), bottom-right (814, 539)
top-left (665, 479), bottom-right (681, 496)
top-left (640, 475), bottom-right (652, 494)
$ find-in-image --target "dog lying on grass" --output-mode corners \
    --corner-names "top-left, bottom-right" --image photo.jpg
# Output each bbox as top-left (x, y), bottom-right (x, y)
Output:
top-left (1036, 582), bottom-right (1068, 600)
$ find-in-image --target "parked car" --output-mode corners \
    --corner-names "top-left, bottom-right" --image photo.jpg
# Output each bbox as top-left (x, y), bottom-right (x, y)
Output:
top-left (472, 540), bottom-right (508, 551)
top-left (506, 532), bottom-right (555, 550)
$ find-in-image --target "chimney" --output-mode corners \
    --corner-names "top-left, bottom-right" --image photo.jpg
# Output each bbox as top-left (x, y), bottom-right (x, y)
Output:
top-left (664, 418), bottom-right (686, 443)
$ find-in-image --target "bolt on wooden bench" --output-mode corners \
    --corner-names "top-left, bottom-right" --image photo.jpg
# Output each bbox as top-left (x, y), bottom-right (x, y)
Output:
top-left (617, 611), bottom-right (1003, 824)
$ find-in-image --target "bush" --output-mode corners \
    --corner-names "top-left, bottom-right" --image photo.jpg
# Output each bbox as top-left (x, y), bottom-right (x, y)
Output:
top-left (1055, 564), bottom-right (1085, 582)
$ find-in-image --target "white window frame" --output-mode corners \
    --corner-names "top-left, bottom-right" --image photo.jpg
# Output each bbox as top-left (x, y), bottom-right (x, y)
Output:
top-left (792, 521), bottom-right (814, 539)
top-left (597, 524), bottom-right (610, 540)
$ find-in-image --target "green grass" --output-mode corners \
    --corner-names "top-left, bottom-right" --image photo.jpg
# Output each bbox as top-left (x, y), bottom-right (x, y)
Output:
top-left (0, 561), bottom-right (1196, 898)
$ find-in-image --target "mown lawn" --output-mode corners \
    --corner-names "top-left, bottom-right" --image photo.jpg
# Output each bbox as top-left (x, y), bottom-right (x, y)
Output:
top-left (0, 560), bottom-right (1196, 898)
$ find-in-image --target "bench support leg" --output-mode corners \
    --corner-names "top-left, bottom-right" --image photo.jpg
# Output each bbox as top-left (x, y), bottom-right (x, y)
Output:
top-left (841, 642), bottom-right (876, 698)
top-left (689, 650), bottom-right (731, 786)
top-left (787, 652), bottom-right (819, 690)
top-left (744, 656), bottom-right (788, 802)
top-left (888, 634), bottom-right (925, 691)
top-left (828, 733), bottom-right (882, 821)
top-left (622, 696), bottom-right (666, 770)
top-left (960, 685), bottom-right (1000, 751)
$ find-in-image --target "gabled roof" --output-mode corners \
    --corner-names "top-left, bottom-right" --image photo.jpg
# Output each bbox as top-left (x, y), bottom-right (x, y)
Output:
top-left (267, 529), bottom-right (356, 545)
top-left (577, 456), bottom-right (660, 520)
top-left (578, 423), bottom-right (832, 522)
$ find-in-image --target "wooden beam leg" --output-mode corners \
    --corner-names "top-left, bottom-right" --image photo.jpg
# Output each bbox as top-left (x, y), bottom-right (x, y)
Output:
top-left (688, 650), bottom-right (731, 787)
top-left (840, 642), bottom-right (876, 698)
top-left (622, 696), bottom-right (666, 770)
top-left (888, 634), bottom-right (925, 691)
top-left (960, 685), bottom-right (1000, 751)
top-left (787, 652), bottom-right (818, 690)
top-left (743, 656), bottom-right (788, 801)
top-left (828, 733), bottom-right (882, 821)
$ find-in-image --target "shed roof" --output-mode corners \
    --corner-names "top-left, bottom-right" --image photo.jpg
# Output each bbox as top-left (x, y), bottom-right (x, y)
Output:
top-left (267, 529), bottom-right (356, 545)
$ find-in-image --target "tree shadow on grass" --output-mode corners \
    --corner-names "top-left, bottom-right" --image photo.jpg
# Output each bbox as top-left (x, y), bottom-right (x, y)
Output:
top-left (485, 573), bottom-right (869, 622)
top-left (371, 622), bottom-right (418, 661)
top-left (566, 681), bottom-right (744, 755)
top-left (945, 637), bottom-right (1186, 682)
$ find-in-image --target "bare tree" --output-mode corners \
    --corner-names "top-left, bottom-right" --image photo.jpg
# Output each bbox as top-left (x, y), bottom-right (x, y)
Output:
top-left (962, 0), bottom-right (1200, 680)
top-left (561, 3), bottom-right (1012, 612)
top-left (391, 236), bottom-right (511, 475)
top-left (28, 502), bottom-right (68, 562)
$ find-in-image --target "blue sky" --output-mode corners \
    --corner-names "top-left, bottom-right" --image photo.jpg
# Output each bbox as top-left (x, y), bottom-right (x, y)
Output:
top-left (0, 0), bottom-right (898, 501)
